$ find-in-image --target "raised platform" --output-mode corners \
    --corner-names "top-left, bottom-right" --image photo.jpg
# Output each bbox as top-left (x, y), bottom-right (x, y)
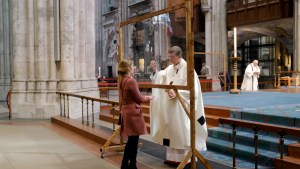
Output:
top-left (52, 88), bottom-right (300, 168)
top-left (202, 88), bottom-right (300, 168)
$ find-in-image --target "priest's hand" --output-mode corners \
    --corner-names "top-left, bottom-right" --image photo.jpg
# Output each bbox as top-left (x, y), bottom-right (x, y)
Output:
top-left (168, 89), bottom-right (176, 99)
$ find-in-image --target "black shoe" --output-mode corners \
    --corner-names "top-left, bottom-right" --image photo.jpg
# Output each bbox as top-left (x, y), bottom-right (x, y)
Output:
top-left (129, 163), bottom-right (137, 169)
top-left (164, 160), bottom-right (180, 167)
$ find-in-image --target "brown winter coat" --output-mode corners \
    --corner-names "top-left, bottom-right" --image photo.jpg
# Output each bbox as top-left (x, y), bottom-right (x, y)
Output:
top-left (120, 75), bottom-right (150, 136)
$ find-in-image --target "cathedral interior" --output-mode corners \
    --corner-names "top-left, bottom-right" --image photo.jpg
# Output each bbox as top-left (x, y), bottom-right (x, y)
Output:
top-left (1, 0), bottom-right (300, 169)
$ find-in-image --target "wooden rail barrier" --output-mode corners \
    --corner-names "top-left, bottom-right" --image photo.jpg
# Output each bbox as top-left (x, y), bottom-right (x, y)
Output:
top-left (57, 91), bottom-right (119, 127)
top-left (219, 118), bottom-right (300, 169)
top-left (56, 91), bottom-right (124, 157)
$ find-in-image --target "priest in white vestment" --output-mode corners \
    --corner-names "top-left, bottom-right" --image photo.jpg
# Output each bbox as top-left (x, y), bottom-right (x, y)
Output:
top-left (150, 46), bottom-right (207, 165)
top-left (241, 60), bottom-right (260, 91)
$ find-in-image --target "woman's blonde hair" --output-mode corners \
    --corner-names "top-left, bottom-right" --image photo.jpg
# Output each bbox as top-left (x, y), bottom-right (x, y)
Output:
top-left (118, 59), bottom-right (133, 76)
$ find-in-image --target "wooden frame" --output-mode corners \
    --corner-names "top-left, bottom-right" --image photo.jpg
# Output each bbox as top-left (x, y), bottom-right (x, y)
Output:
top-left (102, 1), bottom-right (212, 168)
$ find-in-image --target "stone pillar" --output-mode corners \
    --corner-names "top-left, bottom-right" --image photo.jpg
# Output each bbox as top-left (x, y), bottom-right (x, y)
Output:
top-left (95, 0), bottom-right (103, 76)
top-left (11, 0), bottom-right (28, 92)
top-left (11, 0), bottom-right (99, 119)
top-left (58, 0), bottom-right (99, 118)
top-left (35, 0), bottom-right (47, 81)
top-left (60, 0), bottom-right (75, 82)
top-left (85, 0), bottom-right (96, 79)
top-left (204, 0), bottom-right (227, 91)
top-left (0, 0), bottom-right (12, 101)
top-left (153, 0), bottom-right (170, 65)
top-left (294, 0), bottom-right (300, 71)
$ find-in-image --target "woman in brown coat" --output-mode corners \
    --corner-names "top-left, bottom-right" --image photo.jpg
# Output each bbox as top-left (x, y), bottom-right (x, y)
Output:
top-left (118, 59), bottom-right (152, 169)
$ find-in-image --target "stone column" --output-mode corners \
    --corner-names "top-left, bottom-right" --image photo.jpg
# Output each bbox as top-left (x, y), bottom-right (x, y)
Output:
top-left (153, 0), bottom-right (170, 65)
top-left (27, 0), bottom-right (35, 88)
top-left (58, 0), bottom-right (99, 118)
top-left (11, 0), bottom-right (28, 88)
top-left (60, 0), bottom-right (75, 82)
top-left (47, 0), bottom-right (56, 81)
top-left (0, 0), bottom-right (4, 83)
top-left (10, 0), bottom-right (98, 119)
top-left (34, 0), bottom-right (47, 81)
top-left (73, 0), bottom-right (85, 80)
top-left (85, 0), bottom-right (95, 79)
top-left (204, 0), bottom-right (227, 91)
top-left (0, 0), bottom-right (12, 101)
top-left (294, 0), bottom-right (300, 71)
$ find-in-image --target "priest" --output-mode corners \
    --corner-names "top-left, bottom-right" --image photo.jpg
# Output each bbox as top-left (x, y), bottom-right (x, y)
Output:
top-left (241, 59), bottom-right (260, 91)
top-left (150, 46), bottom-right (207, 165)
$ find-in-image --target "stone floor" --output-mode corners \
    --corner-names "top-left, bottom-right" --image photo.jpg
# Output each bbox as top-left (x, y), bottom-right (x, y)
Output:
top-left (0, 101), bottom-right (175, 169)
top-left (0, 123), bottom-right (119, 169)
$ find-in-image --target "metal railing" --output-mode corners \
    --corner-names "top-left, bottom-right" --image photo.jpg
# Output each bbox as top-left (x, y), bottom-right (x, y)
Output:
top-left (219, 118), bottom-right (300, 169)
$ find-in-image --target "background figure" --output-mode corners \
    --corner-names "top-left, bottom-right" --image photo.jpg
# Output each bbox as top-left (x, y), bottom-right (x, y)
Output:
top-left (150, 46), bottom-right (207, 166)
top-left (118, 59), bottom-right (152, 169)
top-left (200, 63), bottom-right (209, 79)
top-left (241, 60), bottom-right (260, 91)
top-left (218, 71), bottom-right (231, 91)
top-left (149, 59), bottom-right (158, 83)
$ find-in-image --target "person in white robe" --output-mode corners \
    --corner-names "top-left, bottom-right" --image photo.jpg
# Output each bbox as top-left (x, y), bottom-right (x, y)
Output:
top-left (241, 60), bottom-right (260, 91)
top-left (150, 46), bottom-right (207, 165)
top-left (149, 59), bottom-right (158, 83)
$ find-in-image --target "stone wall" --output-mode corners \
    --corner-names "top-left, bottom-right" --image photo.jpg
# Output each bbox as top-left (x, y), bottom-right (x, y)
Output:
top-left (10, 0), bottom-right (99, 119)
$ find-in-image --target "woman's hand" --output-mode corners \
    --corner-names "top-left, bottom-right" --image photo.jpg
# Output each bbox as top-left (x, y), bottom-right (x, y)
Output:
top-left (168, 89), bottom-right (176, 99)
top-left (146, 96), bottom-right (154, 100)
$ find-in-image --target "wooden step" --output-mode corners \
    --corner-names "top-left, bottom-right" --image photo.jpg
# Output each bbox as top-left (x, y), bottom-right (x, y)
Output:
top-left (275, 156), bottom-right (300, 169)
top-left (204, 105), bottom-right (231, 117)
top-left (206, 115), bottom-right (220, 127)
top-left (99, 113), bottom-right (119, 124)
top-left (51, 115), bottom-right (119, 145)
top-left (288, 143), bottom-right (300, 158)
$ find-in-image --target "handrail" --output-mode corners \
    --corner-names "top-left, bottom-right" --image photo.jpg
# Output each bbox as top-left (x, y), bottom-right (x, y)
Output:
top-left (219, 118), bottom-right (300, 137)
top-left (56, 91), bottom-right (119, 105)
top-left (219, 117), bottom-right (300, 169)
top-left (276, 71), bottom-right (300, 74)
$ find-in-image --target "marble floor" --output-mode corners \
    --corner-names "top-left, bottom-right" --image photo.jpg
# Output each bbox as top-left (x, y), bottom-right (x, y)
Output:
top-left (0, 102), bottom-right (174, 169)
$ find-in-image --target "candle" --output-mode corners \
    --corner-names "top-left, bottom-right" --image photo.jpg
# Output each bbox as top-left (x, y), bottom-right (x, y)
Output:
top-left (233, 27), bottom-right (237, 57)
top-left (98, 67), bottom-right (101, 77)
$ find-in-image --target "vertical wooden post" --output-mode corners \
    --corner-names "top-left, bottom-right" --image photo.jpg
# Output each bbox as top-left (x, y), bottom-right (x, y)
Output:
top-left (185, 0), bottom-right (196, 168)
top-left (67, 95), bottom-right (70, 118)
top-left (86, 99), bottom-right (89, 125)
top-left (92, 100), bottom-right (95, 127)
top-left (81, 98), bottom-right (84, 124)
top-left (63, 94), bottom-right (66, 117)
top-left (118, 22), bottom-right (123, 146)
top-left (60, 94), bottom-right (62, 116)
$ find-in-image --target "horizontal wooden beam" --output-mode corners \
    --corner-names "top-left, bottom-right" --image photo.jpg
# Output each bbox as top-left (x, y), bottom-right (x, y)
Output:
top-left (138, 83), bottom-right (189, 90)
top-left (120, 3), bottom-right (185, 27)
top-left (194, 52), bottom-right (224, 55)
